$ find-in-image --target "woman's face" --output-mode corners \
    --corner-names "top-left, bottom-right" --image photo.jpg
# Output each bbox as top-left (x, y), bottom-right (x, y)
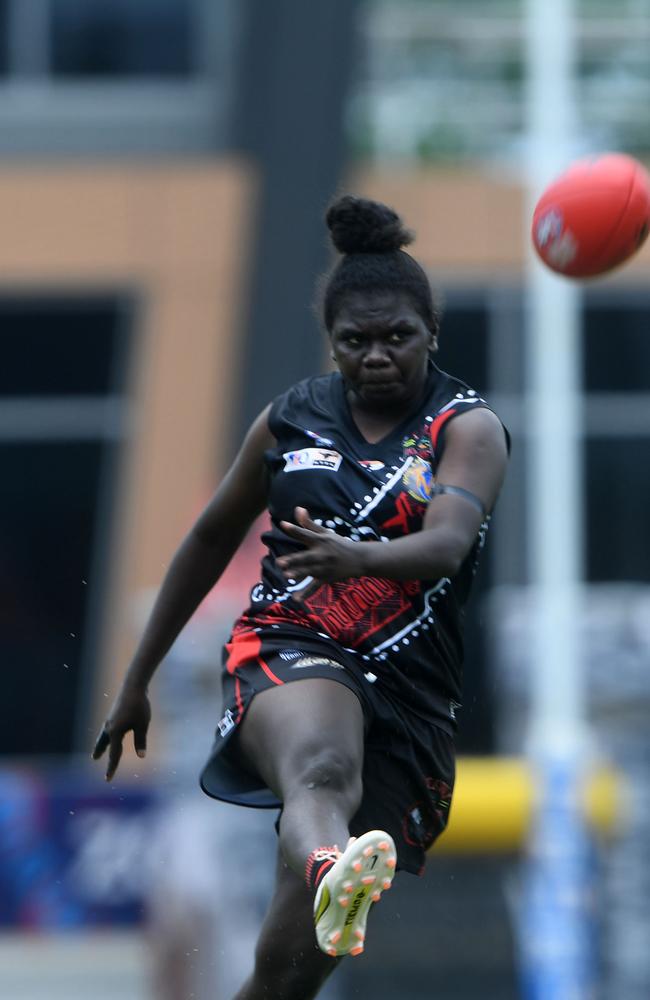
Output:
top-left (330, 290), bottom-right (435, 412)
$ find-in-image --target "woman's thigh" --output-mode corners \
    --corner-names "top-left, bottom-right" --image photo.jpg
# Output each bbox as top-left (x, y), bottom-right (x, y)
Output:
top-left (236, 678), bottom-right (365, 799)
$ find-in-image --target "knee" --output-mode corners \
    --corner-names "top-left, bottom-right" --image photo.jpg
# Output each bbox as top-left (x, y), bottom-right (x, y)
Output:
top-left (290, 745), bottom-right (362, 803)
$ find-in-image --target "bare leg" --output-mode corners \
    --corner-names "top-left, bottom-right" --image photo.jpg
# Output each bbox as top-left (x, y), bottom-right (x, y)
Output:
top-left (232, 849), bottom-right (340, 1000)
top-left (236, 678), bottom-right (364, 876)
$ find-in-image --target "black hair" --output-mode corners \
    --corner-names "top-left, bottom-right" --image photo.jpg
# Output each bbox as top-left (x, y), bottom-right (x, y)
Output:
top-left (320, 195), bottom-right (439, 335)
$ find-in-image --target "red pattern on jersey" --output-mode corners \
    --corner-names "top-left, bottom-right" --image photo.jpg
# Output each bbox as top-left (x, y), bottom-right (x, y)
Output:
top-left (304, 576), bottom-right (416, 647)
top-left (429, 408), bottom-right (457, 452)
top-left (381, 492), bottom-right (423, 534)
top-left (239, 603), bottom-right (315, 633)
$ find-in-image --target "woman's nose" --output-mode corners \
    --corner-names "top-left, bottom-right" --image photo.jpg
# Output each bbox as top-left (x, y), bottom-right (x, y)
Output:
top-left (363, 340), bottom-right (390, 364)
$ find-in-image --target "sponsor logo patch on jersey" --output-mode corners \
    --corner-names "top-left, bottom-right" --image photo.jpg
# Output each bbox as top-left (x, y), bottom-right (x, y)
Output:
top-left (358, 459), bottom-right (385, 471)
top-left (283, 447), bottom-right (342, 472)
top-left (292, 656), bottom-right (344, 670)
top-left (278, 649), bottom-right (304, 661)
top-left (303, 428), bottom-right (335, 447)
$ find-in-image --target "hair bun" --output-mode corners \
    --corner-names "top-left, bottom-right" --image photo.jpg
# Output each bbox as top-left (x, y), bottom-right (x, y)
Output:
top-left (326, 195), bottom-right (414, 255)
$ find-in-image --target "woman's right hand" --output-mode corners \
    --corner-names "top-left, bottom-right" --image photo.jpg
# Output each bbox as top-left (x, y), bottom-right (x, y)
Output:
top-left (91, 681), bottom-right (151, 782)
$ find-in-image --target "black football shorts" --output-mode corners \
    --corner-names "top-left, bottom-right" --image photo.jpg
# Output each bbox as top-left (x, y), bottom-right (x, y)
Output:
top-left (200, 627), bottom-right (455, 875)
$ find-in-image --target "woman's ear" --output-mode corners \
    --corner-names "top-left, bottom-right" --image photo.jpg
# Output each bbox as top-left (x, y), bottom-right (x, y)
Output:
top-left (429, 333), bottom-right (439, 355)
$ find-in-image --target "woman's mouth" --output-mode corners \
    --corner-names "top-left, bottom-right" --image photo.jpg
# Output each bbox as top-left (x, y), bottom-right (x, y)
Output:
top-left (362, 375), bottom-right (399, 387)
top-left (362, 380), bottom-right (399, 392)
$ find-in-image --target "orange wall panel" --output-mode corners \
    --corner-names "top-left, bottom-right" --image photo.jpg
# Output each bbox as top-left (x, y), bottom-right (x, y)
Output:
top-left (0, 160), bottom-right (255, 716)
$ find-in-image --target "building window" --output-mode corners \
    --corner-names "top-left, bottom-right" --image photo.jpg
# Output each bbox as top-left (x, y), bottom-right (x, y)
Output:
top-left (50, 0), bottom-right (194, 78)
top-left (0, 296), bottom-right (124, 397)
top-left (0, 0), bottom-right (235, 155)
top-left (584, 299), bottom-right (650, 393)
top-left (0, 295), bottom-right (132, 756)
top-left (586, 437), bottom-right (650, 583)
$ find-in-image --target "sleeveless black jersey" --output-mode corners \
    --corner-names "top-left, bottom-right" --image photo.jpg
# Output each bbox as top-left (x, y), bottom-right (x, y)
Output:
top-left (231, 363), bottom-right (505, 732)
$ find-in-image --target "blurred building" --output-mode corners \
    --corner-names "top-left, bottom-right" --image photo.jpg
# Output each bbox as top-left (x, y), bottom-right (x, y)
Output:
top-left (1, 2), bottom-right (650, 998)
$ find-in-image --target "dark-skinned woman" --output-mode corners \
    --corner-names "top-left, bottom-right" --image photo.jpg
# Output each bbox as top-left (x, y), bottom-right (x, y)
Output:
top-left (93, 195), bottom-right (509, 1000)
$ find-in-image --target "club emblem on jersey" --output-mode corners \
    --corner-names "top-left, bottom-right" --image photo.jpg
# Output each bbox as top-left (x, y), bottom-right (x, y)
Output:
top-left (402, 456), bottom-right (434, 503)
top-left (282, 447), bottom-right (342, 472)
top-left (358, 459), bottom-right (385, 471)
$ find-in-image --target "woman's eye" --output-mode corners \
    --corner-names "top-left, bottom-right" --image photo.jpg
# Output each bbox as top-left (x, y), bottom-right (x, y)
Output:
top-left (389, 329), bottom-right (409, 343)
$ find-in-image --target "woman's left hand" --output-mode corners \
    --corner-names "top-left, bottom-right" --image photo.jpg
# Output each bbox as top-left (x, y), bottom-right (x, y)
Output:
top-left (277, 507), bottom-right (367, 586)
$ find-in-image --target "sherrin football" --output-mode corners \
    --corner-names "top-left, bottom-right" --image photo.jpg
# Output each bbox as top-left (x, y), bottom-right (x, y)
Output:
top-left (532, 153), bottom-right (650, 278)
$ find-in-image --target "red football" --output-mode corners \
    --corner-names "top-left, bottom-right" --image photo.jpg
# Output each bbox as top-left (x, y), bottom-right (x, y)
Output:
top-left (532, 153), bottom-right (650, 278)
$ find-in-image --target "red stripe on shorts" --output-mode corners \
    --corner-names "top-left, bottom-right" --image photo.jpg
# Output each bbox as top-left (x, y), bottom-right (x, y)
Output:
top-left (257, 655), bottom-right (284, 686)
top-left (234, 675), bottom-right (244, 722)
top-left (225, 629), bottom-right (262, 674)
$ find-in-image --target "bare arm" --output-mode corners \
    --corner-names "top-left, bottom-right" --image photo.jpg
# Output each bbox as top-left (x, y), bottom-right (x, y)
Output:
top-left (363, 406), bottom-right (508, 578)
top-left (278, 407), bottom-right (508, 583)
top-left (93, 406), bottom-right (274, 778)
